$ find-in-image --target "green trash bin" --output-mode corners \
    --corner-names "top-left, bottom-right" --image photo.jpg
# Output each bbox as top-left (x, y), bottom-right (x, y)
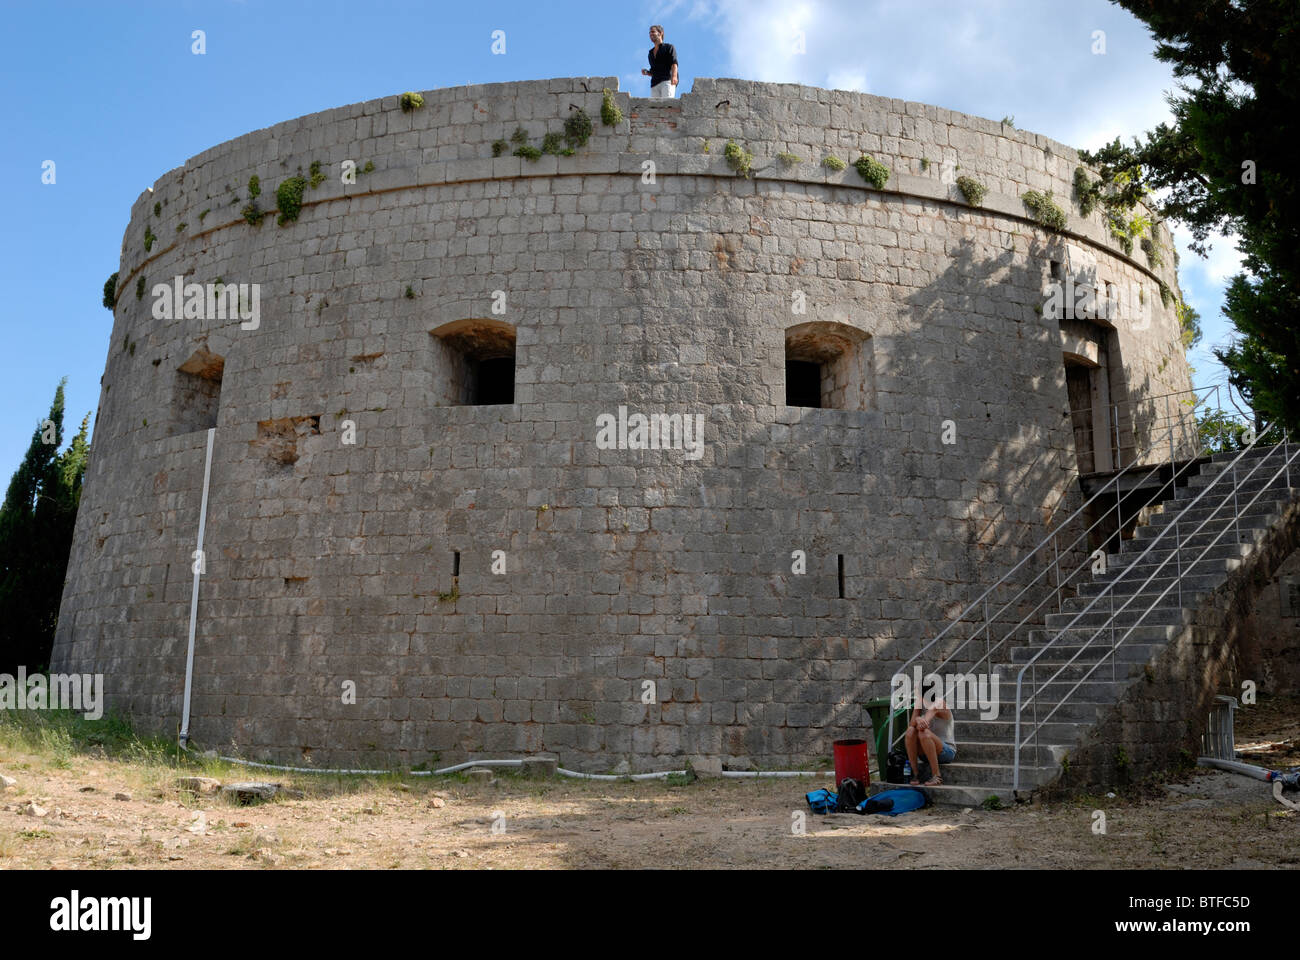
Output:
top-left (863, 696), bottom-right (911, 783)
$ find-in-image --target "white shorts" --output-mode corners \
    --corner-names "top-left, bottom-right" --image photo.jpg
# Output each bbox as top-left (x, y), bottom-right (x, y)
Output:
top-left (650, 81), bottom-right (677, 99)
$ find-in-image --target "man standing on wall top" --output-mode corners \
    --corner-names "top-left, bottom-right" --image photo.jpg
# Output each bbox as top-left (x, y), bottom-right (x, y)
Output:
top-left (642, 24), bottom-right (678, 99)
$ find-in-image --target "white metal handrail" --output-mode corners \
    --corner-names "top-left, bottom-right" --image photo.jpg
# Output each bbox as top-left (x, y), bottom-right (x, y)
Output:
top-left (1011, 429), bottom-right (1296, 790)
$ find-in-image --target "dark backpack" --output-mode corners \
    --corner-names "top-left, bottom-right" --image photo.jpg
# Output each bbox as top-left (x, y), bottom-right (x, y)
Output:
top-left (886, 749), bottom-right (908, 784)
top-left (836, 778), bottom-right (867, 812)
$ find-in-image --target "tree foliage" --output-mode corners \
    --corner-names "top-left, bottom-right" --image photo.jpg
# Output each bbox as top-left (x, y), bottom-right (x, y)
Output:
top-left (0, 380), bottom-right (90, 673)
top-left (1100, 0), bottom-right (1300, 433)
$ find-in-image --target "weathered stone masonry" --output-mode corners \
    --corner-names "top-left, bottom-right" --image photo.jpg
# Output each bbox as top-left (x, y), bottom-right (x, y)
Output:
top-left (53, 77), bottom-right (1193, 771)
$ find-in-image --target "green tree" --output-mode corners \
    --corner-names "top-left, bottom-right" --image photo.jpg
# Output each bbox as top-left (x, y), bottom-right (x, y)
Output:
top-left (1093, 1), bottom-right (1300, 433)
top-left (0, 380), bottom-right (91, 673)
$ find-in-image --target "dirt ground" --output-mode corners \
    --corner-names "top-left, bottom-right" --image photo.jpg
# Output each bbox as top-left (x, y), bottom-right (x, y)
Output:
top-left (1, 697), bottom-right (1296, 870)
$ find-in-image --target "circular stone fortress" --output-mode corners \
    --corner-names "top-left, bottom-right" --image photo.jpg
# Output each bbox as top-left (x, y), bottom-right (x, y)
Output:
top-left (54, 77), bottom-right (1194, 772)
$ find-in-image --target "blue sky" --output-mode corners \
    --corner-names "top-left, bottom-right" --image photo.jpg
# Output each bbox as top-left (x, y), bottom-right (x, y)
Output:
top-left (0, 0), bottom-right (1246, 478)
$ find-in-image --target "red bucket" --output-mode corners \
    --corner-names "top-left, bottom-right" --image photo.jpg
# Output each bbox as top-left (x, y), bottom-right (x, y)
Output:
top-left (833, 738), bottom-right (870, 787)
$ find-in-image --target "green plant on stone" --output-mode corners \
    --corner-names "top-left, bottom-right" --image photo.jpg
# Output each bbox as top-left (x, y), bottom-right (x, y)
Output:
top-left (275, 176), bottom-right (307, 226)
top-left (563, 107), bottom-right (593, 148)
top-left (1115, 746), bottom-right (1131, 771)
top-left (400, 91), bottom-right (424, 111)
top-left (198, 208), bottom-right (210, 222)
top-left (510, 126), bottom-right (529, 145)
top-left (176, 222), bottom-right (187, 232)
top-left (102, 273), bottom-right (118, 310)
top-left (822, 155), bottom-right (847, 172)
top-left (362, 160), bottom-right (375, 174)
top-left (776, 151), bottom-right (803, 167)
top-left (723, 140), bottom-right (754, 178)
top-left (1001, 115), bottom-right (1015, 128)
top-left (143, 225), bottom-right (156, 252)
top-left (1073, 165), bottom-right (1099, 217)
top-left (437, 587), bottom-right (460, 604)
top-left (1142, 235), bottom-right (1164, 268)
top-left (491, 139), bottom-right (509, 157)
top-left (981, 794), bottom-right (1004, 810)
top-left (248, 175), bottom-right (261, 199)
top-left (136, 275), bottom-right (146, 300)
top-left (153, 201), bottom-right (161, 217)
top-left (1157, 279), bottom-right (1173, 308)
top-left (920, 157), bottom-right (930, 171)
top-left (404, 285), bottom-right (416, 300)
top-left (242, 202), bottom-right (265, 226)
top-left (309, 160), bottom-right (325, 189)
top-left (853, 154), bottom-right (890, 189)
top-left (541, 131), bottom-right (565, 155)
top-left (1021, 190), bottom-right (1067, 231)
top-left (601, 88), bottom-right (623, 127)
top-left (514, 144), bottom-right (542, 162)
top-left (955, 175), bottom-right (987, 206)
top-left (701, 139), bottom-right (710, 154)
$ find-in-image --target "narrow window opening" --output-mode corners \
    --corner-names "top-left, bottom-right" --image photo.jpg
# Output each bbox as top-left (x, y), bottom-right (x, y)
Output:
top-left (783, 321), bottom-right (873, 411)
top-left (430, 318), bottom-right (517, 407)
top-left (1050, 260), bottom-right (1063, 282)
top-left (837, 554), bottom-right (846, 599)
top-left (172, 347), bottom-right (225, 435)
top-left (452, 551), bottom-right (461, 577)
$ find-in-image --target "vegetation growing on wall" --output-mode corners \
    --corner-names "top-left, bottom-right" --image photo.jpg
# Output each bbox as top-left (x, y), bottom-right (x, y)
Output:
top-left (514, 144), bottom-right (542, 161)
top-left (955, 175), bottom-right (987, 206)
top-left (853, 155), bottom-right (890, 189)
top-left (492, 139), bottom-right (509, 157)
top-left (724, 140), bottom-right (754, 178)
top-left (102, 273), bottom-right (117, 310)
top-left (1022, 190), bottom-right (1068, 231)
top-left (248, 175), bottom-right (261, 199)
top-left (309, 160), bottom-right (325, 189)
top-left (601, 88), bottom-right (622, 127)
top-left (564, 107), bottom-right (593, 148)
top-left (400, 91), bottom-right (425, 111)
top-left (276, 175), bottom-right (307, 225)
top-left (822, 155), bottom-right (847, 172)
top-left (143, 226), bottom-right (155, 252)
top-left (135, 276), bottom-right (145, 300)
top-left (776, 152), bottom-right (803, 167)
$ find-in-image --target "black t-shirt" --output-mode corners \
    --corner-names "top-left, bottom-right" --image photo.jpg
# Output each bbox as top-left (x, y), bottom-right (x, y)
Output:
top-left (648, 42), bottom-right (678, 84)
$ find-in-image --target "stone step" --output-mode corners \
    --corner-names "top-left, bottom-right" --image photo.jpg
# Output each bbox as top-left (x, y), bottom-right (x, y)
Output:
top-left (939, 740), bottom-right (1065, 766)
top-left (954, 698), bottom-right (1112, 723)
top-left (1132, 515), bottom-right (1272, 546)
top-left (1044, 605), bottom-right (1187, 630)
top-left (955, 716), bottom-right (1088, 743)
top-left (865, 779), bottom-right (1021, 808)
top-left (1142, 497), bottom-right (1282, 527)
top-left (1171, 481), bottom-right (1296, 508)
top-left (1092, 556), bottom-right (1237, 587)
top-left (988, 672), bottom-right (1131, 699)
top-left (1059, 593), bottom-right (1187, 615)
top-left (1078, 573), bottom-right (1222, 599)
top-left (1013, 640), bottom-right (1162, 664)
top-left (1115, 540), bottom-right (1250, 567)
top-left (1029, 623), bottom-right (1175, 644)
top-left (1208, 443), bottom-right (1293, 464)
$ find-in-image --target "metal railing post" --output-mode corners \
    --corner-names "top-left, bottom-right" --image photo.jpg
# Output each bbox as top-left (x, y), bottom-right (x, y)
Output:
top-left (1175, 519), bottom-right (1182, 608)
top-left (1233, 461), bottom-right (1240, 544)
top-left (1053, 537), bottom-right (1062, 614)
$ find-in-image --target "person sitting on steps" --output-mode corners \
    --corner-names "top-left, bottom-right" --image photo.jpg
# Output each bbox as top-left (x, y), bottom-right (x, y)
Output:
top-left (904, 695), bottom-right (957, 786)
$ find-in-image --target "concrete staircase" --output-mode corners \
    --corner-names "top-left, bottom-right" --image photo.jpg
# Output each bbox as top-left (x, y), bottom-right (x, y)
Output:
top-left (882, 442), bottom-right (1298, 807)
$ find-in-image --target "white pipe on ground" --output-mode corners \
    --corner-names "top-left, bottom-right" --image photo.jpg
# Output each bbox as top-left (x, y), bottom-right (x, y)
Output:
top-left (1197, 756), bottom-right (1271, 781)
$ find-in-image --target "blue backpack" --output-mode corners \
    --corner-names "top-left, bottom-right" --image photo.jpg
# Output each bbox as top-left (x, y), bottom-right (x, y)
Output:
top-left (857, 787), bottom-right (927, 816)
top-left (805, 788), bottom-right (837, 814)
